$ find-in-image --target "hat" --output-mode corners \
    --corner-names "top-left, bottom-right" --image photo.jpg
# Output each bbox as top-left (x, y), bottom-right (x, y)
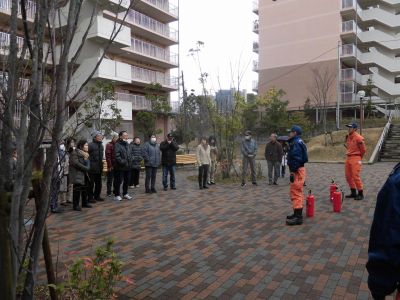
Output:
top-left (91, 130), bottom-right (102, 138)
top-left (290, 125), bottom-right (302, 135)
top-left (244, 130), bottom-right (252, 136)
top-left (167, 133), bottom-right (173, 138)
top-left (346, 123), bottom-right (358, 129)
top-left (111, 132), bottom-right (118, 139)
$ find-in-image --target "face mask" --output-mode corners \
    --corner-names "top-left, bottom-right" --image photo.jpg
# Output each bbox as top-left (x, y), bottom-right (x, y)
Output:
top-left (59, 144), bottom-right (65, 151)
top-left (245, 136), bottom-right (251, 140)
top-left (151, 138), bottom-right (156, 143)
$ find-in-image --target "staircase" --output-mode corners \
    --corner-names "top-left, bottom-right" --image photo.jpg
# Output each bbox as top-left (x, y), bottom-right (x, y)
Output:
top-left (379, 124), bottom-right (400, 162)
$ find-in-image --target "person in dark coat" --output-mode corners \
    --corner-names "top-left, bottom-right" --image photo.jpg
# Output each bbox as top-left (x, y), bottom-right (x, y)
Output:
top-left (113, 131), bottom-right (134, 201)
top-left (142, 134), bottom-right (161, 194)
top-left (88, 131), bottom-right (104, 203)
top-left (105, 133), bottom-right (118, 197)
top-left (69, 140), bottom-right (92, 211)
top-left (265, 133), bottom-right (283, 185)
top-left (129, 137), bottom-right (143, 188)
top-left (160, 133), bottom-right (179, 191)
top-left (366, 163), bottom-right (400, 300)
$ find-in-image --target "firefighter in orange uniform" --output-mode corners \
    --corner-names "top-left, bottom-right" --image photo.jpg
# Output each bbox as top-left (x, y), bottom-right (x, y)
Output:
top-left (345, 123), bottom-right (366, 201)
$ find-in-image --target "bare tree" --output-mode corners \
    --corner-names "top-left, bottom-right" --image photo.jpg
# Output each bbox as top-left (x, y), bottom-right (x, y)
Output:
top-left (0, 0), bottom-right (130, 297)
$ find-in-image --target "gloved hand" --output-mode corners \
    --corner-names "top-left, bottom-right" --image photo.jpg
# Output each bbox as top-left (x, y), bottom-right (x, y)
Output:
top-left (290, 173), bottom-right (295, 183)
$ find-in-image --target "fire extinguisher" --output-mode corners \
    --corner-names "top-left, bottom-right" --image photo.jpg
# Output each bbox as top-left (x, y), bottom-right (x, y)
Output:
top-left (332, 187), bottom-right (343, 213)
top-left (330, 180), bottom-right (337, 202)
top-left (306, 190), bottom-right (315, 217)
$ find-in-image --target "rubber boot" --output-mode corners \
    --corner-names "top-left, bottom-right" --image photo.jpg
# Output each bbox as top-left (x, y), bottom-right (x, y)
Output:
top-left (286, 208), bottom-right (303, 226)
top-left (286, 209), bottom-right (295, 220)
top-left (354, 190), bottom-right (364, 201)
top-left (345, 188), bottom-right (357, 198)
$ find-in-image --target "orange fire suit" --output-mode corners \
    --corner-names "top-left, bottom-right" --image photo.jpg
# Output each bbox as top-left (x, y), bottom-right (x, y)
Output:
top-left (291, 167), bottom-right (306, 209)
top-left (345, 131), bottom-right (366, 191)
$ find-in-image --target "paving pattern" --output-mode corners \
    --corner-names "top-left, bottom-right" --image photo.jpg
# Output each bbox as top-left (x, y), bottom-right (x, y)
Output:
top-left (44, 162), bottom-right (398, 299)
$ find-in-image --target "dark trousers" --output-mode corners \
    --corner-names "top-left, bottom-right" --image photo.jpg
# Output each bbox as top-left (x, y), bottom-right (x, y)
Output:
top-left (267, 161), bottom-right (281, 183)
top-left (50, 178), bottom-right (61, 210)
top-left (129, 168), bottom-right (140, 186)
top-left (162, 165), bottom-right (176, 188)
top-left (73, 183), bottom-right (88, 208)
top-left (106, 170), bottom-right (114, 195)
top-left (198, 165), bottom-right (209, 188)
top-left (88, 173), bottom-right (102, 201)
top-left (114, 170), bottom-right (130, 196)
top-left (145, 167), bottom-right (157, 191)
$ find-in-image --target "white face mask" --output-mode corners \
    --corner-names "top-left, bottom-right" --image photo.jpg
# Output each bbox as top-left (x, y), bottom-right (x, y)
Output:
top-left (245, 136), bottom-right (251, 140)
top-left (151, 138), bottom-right (156, 143)
top-left (59, 144), bottom-right (65, 151)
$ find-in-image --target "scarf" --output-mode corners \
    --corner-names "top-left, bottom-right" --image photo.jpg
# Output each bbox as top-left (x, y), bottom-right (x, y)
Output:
top-left (76, 149), bottom-right (89, 160)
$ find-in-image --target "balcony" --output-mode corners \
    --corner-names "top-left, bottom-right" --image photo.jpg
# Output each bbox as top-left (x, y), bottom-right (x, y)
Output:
top-left (115, 92), bottom-right (152, 111)
top-left (88, 16), bottom-right (131, 48)
top-left (252, 60), bottom-right (259, 72)
top-left (253, 20), bottom-right (259, 34)
top-left (0, 0), bottom-right (36, 21)
top-left (341, 0), bottom-right (358, 12)
top-left (252, 80), bottom-right (258, 92)
top-left (253, 41), bottom-right (259, 53)
top-left (122, 37), bottom-right (178, 68)
top-left (125, 9), bottom-right (178, 46)
top-left (252, 0), bottom-right (258, 14)
top-left (95, 58), bottom-right (132, 83)
top-left (0, 31), bottom-right (29, 59)
top-left (340, 68), bottom-right (363, 83)
top-left (107, 0), bottom-right (130, 13)
top-left (131, 65), bottom-right (178, 91)
top-left (134, 0), bottom-right (178, 23)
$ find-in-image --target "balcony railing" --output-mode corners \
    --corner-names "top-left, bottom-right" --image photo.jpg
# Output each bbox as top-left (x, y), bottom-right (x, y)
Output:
top-left (253, 20), bottom-right (259, 33)
top-left (341, 0), bottom-right (356, 10)
top-left (340, 44), bottom-right (356, 56)
top-left (127, 9), bottom-right (178, 41)
top-left (252, 0), bottom-right (258, 14)
top-left (115, 92), bottom-right (152, 110)
top-left (130, 38), bottom-right (178, 65)
top-left (252, 60), bottom-right (259, 72)
top-left (340, 68), bottom-right (362, 83)
top-left (0, 0), bottom-right (36, 20)
top-left (131, 66), bottom-right (178, 88)
top-left (341, 20), bottom-right (361, 33)
top-left (0, 31), bottom-right (30, 58)
top-left (142, 0), bottom-right (178, 17)
top-left (253, 41), bottom-right (259, 53)
top-left (252, 80), bottom-right (258, 91)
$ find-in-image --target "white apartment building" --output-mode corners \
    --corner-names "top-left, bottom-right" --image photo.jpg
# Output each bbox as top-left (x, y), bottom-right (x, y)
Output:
top-left (0, 0), bottom-right (179, 138)
top-left (340, 0), bottom-right (400, 103)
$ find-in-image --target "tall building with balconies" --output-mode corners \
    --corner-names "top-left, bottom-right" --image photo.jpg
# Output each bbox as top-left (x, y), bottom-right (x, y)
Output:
top-left (252, 0), bottom-right (259, 93)
top-left (0, 0), bottom-right (179, 138)
top-left (340, 0), bottom-right (400, 103)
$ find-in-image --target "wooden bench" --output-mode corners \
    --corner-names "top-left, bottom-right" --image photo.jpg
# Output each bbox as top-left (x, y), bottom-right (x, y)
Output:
top-left (176, 154), bottom-right (197, 166)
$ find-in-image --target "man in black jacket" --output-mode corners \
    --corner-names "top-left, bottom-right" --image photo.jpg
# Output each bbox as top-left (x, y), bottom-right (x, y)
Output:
top-left (113, 131), bottom-right (134, 201)
top-left (88, 131), bottom-right (104, 203)
top-left (160, 133), bottom-right (179, 191)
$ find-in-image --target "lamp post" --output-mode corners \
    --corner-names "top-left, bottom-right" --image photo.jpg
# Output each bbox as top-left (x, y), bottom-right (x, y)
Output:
top-left (358, 90), bottom-right (366, 135)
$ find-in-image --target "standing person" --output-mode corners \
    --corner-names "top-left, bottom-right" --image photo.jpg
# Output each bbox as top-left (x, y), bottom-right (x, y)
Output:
top-left (344, 123), bottom-right (366, 201)
top-left (265, 133), bottom-right (283, 185)
top-left (160, 133), bottom-right (179, 191)
top-left (65, 138), bottom-right (75, 204)
top-left (59, 141), bottom-right (70, 206)
top-left (105, 133), bottom-right (118, 198)
top-left (88, 131), bottom-right (104, 203)
top-left (50, 143), bottom-right (66, 213)
top-left (69, 140), bottom-right (92, 211)
top-left (208, 136), bottom-right (218, 185)
top-left (286, 125), bottom-right (308, 226)
top-left (113, 131), bottom-right (133, 201)
top-left (241, 130), bottom-right (258, 187)
top-left (366, 163), bottom-right (400, 300)
top-left (196, 137), bottom-right (211, 190)
top-left (142, 134), bottom-right (161, 193)
top-left (129, 137), bottom-right (143, 188)
top-left (280, 140), bottom-right (288, 178)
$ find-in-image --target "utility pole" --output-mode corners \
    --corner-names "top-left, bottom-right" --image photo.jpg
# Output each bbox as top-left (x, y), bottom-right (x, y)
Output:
top-left (181, 71), bottom-right (189, 153)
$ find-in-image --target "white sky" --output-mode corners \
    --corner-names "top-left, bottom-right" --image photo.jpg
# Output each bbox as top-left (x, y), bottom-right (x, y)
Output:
top-left (175, 0), bottom-right (258, 98)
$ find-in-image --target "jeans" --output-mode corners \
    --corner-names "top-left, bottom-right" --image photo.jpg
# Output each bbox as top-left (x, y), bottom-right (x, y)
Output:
top-left (267, 161), bottom-right (281, 183)
top-left (113, 170), bottom-right (130, 196)
top-left (106, 170), bottom-right (114, 195)
top-left (88, 173), bottom-right (102, 201)
top-left (145, 167), bottom-right (157, 191)
top-left (162, 165), bottom-right (176, 188)
top-left (242, 156), bottom-right (256, 184)
top-left (129, 168), bottom-right (140, 186)
top-left (198, 165), bottom-right (209, 187)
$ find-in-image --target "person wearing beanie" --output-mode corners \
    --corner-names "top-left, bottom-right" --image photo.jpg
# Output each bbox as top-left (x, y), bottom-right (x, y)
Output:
top-left (88, 131), bottom-right (104, 203)
top-left (286, 125), bottom-right (308, 226)
top-left (105, 133), bottom-right (118, 197)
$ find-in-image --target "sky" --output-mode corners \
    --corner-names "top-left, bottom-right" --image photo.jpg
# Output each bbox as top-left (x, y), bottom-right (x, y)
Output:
top-left (175, 0), bottom-right (258, 98)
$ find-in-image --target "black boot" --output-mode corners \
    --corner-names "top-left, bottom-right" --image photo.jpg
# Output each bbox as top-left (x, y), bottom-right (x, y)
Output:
top-left (354, 190), bottom-right (364, 201)
top-left (345, 188), bottom-right (357, 198)
top-left (286, 208), bottom-right (303, 226)
top-left (286, 209), bottom-right (295, 220)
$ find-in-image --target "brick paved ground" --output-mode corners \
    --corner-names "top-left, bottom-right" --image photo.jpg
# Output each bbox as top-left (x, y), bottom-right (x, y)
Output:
top-left (45, 162), bottom-right (397, 300)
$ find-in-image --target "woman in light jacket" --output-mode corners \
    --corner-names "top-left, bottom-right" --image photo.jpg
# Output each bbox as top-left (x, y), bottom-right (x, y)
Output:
top-left (196, 137), bottom-right (211, 190)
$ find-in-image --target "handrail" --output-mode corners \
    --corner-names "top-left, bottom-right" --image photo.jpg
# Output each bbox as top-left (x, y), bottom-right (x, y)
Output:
top-left (369, 111), bottom-right (393, 164)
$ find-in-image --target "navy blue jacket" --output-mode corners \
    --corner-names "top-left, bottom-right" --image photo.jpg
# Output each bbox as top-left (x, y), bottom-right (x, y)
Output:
top-left (287, 136), bottom-right (308, 172)
top-left (367, 163), bottom-right (400, 300)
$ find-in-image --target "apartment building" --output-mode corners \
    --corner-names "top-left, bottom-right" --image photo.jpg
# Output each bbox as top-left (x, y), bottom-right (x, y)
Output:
top-left (254, 0), bottom-right (400, 110)
top-left (0, 0), bottom-right (179, 138)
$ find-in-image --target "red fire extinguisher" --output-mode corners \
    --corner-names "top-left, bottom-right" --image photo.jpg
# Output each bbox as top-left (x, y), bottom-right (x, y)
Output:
top-left (306, 190), bottom-right (315, 218)
top-left (330, 180), bottom-right (337, 202)
top-left (332, 188), bottom-right (343, 213)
